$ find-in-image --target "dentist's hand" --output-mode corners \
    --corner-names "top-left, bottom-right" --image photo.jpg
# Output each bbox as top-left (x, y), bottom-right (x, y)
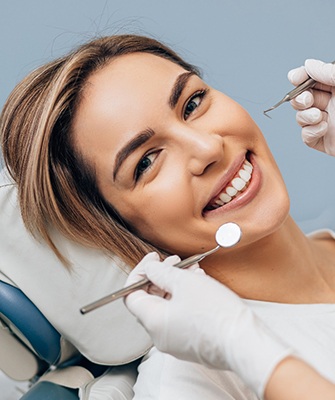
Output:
top-left (288, 59), bottom-right (335, 156)
top-left (125, 253), bottom-right (293, 398)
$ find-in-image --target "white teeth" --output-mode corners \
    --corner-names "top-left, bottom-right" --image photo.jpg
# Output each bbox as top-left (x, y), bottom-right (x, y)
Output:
top-left (239, 169), bottom-right (251, 181)
top-left (243, 164), bottom-right (252, 174)
top-left (232, 177), bottom-right (246, 191)
top-left (219, 193), bottom-right (232, 203)
top-left (226, 186), bottom-right (237, 197)
top-left (209, 158), bottom-right (254, 209)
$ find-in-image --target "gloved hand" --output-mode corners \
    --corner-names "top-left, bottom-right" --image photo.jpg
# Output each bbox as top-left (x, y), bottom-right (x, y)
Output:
top-left (125, 253), bottom-right (293, 398)
top-left (287, 59), bottom-right (335, 155)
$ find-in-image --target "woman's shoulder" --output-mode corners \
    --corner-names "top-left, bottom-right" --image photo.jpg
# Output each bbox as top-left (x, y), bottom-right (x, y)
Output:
top-left (308, 228), bottom-right (335, 264)
top-left (307, 229), bottom-right (335, 241)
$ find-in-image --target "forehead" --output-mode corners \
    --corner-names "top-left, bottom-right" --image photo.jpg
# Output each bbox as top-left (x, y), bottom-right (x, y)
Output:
top-left (84, 52), bottom-right (186, 110)
top-left (73, 52), bottom-right (186, 142)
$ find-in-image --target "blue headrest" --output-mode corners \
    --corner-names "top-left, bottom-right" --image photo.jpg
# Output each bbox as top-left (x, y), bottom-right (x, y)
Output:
top-left (0, 280), bottom-right (61, 365)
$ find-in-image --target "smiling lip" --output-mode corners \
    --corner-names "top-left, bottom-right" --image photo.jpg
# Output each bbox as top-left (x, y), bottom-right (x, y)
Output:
top-left (203, 152), bottom-right (261, 216)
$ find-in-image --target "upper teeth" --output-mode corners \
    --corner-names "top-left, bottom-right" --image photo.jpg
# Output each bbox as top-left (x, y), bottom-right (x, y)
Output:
top-left (213, 160), bottom-right (253, 207)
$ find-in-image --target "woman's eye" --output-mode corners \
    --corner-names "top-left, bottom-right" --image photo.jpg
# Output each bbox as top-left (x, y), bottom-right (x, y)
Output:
top-left (183, 90), bottom-right (207, 120)
top-left (135, 152), bottom-right (158, 181)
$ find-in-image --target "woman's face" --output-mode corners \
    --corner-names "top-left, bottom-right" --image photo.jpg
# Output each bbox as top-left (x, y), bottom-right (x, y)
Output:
top-left (72, 53), bottom-right (290, 257)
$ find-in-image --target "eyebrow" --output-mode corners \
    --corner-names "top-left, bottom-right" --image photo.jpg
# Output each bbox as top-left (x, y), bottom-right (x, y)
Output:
top-left (113, 71), bottom-right (196, 181)
top-left (113, 128), bottom-right (155, 181)
top-left (169, 71), bottom-right (196, 109)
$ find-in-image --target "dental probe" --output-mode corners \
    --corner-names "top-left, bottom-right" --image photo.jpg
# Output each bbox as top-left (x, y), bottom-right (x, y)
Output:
top-left (80, 222), bottom-right (242, 314)
top-left (263, 60), bottom-right (335, 117)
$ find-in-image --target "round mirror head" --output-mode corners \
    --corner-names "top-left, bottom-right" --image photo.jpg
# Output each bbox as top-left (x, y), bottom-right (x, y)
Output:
top-left (215, 222), bottom-right (242, 248)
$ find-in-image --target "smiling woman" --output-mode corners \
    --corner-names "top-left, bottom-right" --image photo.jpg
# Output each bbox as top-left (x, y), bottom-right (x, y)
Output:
top-left (1, 34), bottom-right (335, 400)
top-left (70, 50), bottom-right (289, 264)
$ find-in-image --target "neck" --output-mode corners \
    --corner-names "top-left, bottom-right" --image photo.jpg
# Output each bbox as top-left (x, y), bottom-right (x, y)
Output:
top-left (201, 216), bottom-right (335, 303)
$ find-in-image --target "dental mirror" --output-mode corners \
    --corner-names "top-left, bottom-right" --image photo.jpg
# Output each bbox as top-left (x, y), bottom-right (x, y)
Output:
top-left (80, 222), bottom-right (241, 314)
top-left (215, 222), bottom-right (242, 248)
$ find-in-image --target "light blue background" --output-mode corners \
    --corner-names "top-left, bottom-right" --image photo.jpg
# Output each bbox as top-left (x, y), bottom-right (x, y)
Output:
top-left (1, 0), bottom-right (334, 230)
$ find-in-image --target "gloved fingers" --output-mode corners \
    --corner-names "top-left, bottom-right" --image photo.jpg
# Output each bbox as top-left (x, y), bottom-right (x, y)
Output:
top-left (189, 265), bottom-right (206, 275)
top-left (126, 253), bottom-right (180, 284)
top-left (142, 261), bottom-right (185, 294)
top-left (305, 59), bottom-right (335, 86)
top-left (290, 88), bottom-right (331, 111)
top-left (324, 133), bottom-right (335, 156)
top-left (147, 282), bottom-right (169, 298)
top-left (126, 254), bottom-right (182, 300)
top-left (163, 254), bottom-right (181, 266)
top-left (296, 107), bottom-right (323, 126)
top-left (287, 65), bottom-right (308, 86)
top-left (310, 89), bottom-right (332, 111)
top-left (146, 257), bottom-right (202, 297)
top-left (288, 60), bottom-right (335, 87)
top-left (125, 289), bottom-right (166, 327)
top-left (125, 288), bottom-right (151, 308)
top-left (301, 121), bottom-right (328, 151)
top-left (125, 252), bottom-right (160, 286)
top-left (184, 262), bottom-right (203, 273)
top-left (290, 91), bottom-right (314, 110)
top-left (147, 255), bottom-right (183, 295)
top-left (140, 252), bottom-right (161, 264)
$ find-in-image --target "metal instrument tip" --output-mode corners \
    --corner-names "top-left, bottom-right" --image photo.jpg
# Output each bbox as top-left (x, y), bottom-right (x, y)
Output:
top-left (263, 109), bottom-right (273, 119)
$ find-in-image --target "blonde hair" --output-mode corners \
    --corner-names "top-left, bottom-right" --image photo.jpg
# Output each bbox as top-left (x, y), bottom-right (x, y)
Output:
top-left (0, 34), bottom-right (199, 267)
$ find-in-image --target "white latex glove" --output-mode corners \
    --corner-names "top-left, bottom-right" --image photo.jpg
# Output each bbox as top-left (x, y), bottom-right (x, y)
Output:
top-left (125, 253), bottom-right (293, 398)
top-left (287, 59), bottom-right (335, 155)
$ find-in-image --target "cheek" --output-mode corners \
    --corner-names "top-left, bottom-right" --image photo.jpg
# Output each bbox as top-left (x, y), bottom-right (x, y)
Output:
top-left (114, 181), bottom-right (191, 245)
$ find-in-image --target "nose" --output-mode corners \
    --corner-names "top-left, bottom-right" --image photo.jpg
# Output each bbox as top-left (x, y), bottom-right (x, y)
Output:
top-left (178, 127), bottom-right (223, 176)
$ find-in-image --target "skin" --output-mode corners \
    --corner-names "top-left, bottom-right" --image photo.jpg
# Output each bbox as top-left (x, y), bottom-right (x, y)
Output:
top-left (265, 356), bottom-right (335, 400)
top-left (72, 52), bottom-right (335, 304)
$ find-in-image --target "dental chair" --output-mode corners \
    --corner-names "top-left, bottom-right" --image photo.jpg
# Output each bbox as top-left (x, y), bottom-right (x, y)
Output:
top-left (0, 167), bottom-right (152, 399)
top-left (0, 279), bottom-right (81, 399)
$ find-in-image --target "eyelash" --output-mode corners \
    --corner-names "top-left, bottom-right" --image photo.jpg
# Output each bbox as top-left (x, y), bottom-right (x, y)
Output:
top-left (183, 89), bottom-right (208, 120)
top-left (134, 151), bottom-right (159, 182)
